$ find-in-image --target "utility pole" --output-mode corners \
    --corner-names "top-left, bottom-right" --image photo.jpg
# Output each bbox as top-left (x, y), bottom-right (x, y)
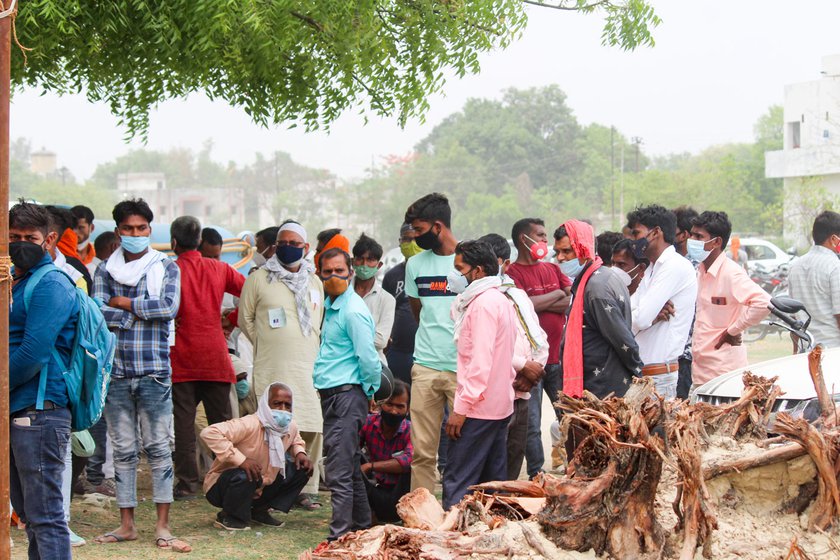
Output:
top-left (619, 143), bottom-right (625, 224)
top-left (631, 136), bottom-right (643, 173)
top-left (610, 126), bottom-right (615, 229)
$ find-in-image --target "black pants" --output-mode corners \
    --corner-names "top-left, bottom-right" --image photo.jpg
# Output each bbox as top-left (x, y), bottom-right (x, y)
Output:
top-left (506, 398), bottom-right (530, 480)
top-left (677, 356), bottom-right (693, 400)
top-left (85, 415), bottom-right (108, 485)
top-left (206, 461), bottom-right (309, 524)
top-left (173, 381), bottom-right (233, 493)
top-left (386, 348), bottom-right (414, 387)
top-left (363, 472), bottom-right (411, 523)
top-left (442, 416), bottom-right (509, 509)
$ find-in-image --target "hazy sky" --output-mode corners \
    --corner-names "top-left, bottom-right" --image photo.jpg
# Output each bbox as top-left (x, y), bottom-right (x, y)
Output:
top-left (10, 0), bottom-right (840, 182)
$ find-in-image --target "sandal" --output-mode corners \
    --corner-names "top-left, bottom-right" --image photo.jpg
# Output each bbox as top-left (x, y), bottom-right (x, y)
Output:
top-left (295, 493), bottom-right (322, 510)
top-left (94, 531), bottom-right (136, 544)
top-left (155, 536), bottom-right (192, 553)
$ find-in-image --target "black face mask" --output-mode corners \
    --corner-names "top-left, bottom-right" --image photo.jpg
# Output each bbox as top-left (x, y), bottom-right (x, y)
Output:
top-left (380, 410), bottom-right (406, 428)
top-left (414, 227), bottom-right (441, 251)
top-left (10, 241), bottom-right (46, 272)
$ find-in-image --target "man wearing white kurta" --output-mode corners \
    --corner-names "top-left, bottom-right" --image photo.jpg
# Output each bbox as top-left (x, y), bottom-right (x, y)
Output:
top-left (239, 222), bottom-right (325, 501)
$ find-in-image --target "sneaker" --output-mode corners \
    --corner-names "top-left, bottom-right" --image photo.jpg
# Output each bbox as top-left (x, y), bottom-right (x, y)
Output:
top-left (251, 510), bottom-right (285, 528)
top-left (214, 513), bottom-right (250, 531)
top-left (69, 529), bottom-right (87, 547)
top-left (174, 486), bottom-right (197, 501)
top-left (89, 478), bottom-right (116, 498)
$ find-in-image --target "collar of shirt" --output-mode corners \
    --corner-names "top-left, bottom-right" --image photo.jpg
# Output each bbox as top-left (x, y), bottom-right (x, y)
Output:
top-left (649, 244), bottom-right (678, 275)
top-left (326, 286), bottom-right (352, 310)
top-left (372, 413), bottom-right (409, 438)
top-left (811, 245), bottom-right (837, 258)
top-left (351, 278), bottom-right (382, 299)
top-left (702, 251), bottom-right (728, 278)
top-left (176, 250), bottom-right (202, 261)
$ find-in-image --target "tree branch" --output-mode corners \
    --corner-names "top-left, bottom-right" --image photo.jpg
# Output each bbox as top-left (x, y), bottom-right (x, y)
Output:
top-left (522, 0), bottom-right (610, 11)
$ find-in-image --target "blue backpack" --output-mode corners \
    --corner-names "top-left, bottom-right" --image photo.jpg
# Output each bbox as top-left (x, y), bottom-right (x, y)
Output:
top-left (24, 264), bottom-right (116, 431)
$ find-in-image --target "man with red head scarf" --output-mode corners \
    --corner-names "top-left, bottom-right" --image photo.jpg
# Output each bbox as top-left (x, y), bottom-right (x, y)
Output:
top-left (553, 220), bottom-right (643, 401)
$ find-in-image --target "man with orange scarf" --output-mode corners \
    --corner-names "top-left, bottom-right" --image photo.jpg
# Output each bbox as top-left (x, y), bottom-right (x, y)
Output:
top-left (314, 228), bottom-right (351, 274)
top-left (554, 220), bottom-right (643, 402)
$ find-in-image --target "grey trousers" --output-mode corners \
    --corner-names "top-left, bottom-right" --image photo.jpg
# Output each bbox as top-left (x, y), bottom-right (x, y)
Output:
top-left (506, 398), bottom-right (530, 480)
top-left (321, 385), bottom-right (371, 540)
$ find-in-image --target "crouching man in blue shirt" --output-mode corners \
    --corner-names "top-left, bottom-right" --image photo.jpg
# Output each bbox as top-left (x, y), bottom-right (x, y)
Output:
top-left (9, 201), bottom-right (80, 560)
top-left (314, 248), bottom-right (381, 541)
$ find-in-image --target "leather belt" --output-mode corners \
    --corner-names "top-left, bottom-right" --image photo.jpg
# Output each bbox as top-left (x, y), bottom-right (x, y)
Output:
top-left (23, 400), bottom-right (58, 413)
top-left (318, 384), bottom-right (360, 400)
top-left (641, 362), bottom-right (680, 377)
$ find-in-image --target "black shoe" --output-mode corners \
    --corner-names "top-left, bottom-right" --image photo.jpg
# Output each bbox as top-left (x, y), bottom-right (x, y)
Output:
top-left (251, 509), bottom-right (285, 528)
top-left (174, 486), bottom-right (197, 501)
top-left (214, 513), bottom-right (250, 531)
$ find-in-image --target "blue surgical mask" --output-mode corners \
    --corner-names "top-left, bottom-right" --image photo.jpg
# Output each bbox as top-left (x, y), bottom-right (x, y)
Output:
top-left (559, 258), bottom-right (584, 280)
top-left (120, 234), bottom-right (151, 254)
top-left (276, 244), bottom-right (305, 266)
top-left (446, 268), bottom-right (469, 294)
top-left (687, 238), bottom-right (715, 263)
top-left (271, 409), bottom-right (292, 428)
top-left (235, 379), bottom-right (250, 400)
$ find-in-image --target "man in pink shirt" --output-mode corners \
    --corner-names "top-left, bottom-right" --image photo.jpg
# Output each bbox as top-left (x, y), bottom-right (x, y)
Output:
top-left (689, 211), bottom-right (770, 389)
top-left (443, 240), bottom-right (517, 508)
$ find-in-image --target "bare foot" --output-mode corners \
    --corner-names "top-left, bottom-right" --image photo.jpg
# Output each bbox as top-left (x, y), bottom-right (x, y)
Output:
top-left (94, 529), bottom-right (138, 544)
top-left (155, 533), bottom-right (192, 553)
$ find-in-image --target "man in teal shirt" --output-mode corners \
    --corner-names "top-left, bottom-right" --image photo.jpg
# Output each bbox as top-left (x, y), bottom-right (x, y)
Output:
top-left (313, 247), bottom-right (381, 540)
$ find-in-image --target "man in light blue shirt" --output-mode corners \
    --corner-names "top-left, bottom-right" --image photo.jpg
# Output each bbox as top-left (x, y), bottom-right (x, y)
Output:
top-left (313, 247), bottom-right (381, 541)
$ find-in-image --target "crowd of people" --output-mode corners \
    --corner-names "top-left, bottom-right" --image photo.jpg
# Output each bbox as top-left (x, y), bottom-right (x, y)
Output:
top-left (9, 192), bottom-right (840, 559)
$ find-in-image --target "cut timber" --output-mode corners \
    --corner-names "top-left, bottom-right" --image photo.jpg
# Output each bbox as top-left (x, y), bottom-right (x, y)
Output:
top-left (396, 488), bottom-right (444, 530)
top-left (538, 378), bottom-right (664, 558)
top-left (702, 442), bottom-right (807, 480)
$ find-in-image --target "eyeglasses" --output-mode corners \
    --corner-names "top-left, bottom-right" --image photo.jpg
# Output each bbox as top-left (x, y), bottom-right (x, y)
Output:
top-left (276, 240), bottom-right (305, 248)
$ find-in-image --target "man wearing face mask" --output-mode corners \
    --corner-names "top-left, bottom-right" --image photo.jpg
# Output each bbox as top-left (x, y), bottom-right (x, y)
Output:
top-left (92, 199), bottom-right (189, 552)
top-left (672, 205), bottom-right (700, 400)
top-left (443, 240), bottom-right (517, 507)
top-left (788, 210), bottom-right (840, 350)
top-left (610, 238), bottom-right (649, 296)
top-left (250, 226), bottom-right (279, 271)
top-left (382, 224), bottom-right (422, 386)
top-left (507, 217), bottom-right (571, 479)
top-left (201, 382), bottom-right (312, 531)
top-left (169, 216), bottom-right (245, 500)
top-left (71, 205), bottom-right (98, 274)
top-left (690, 211), bottom-right (771, 391)
top-left (314, 248), bottom-right (382, 540)
top-left (402, 193), bottom-right (459, 493)
top-left (627, 205), bottom-right (697, 400)
top-left (239, 221), bottom-right (325, 510)
top-left (554, 221), bottom-right (643, 402)
top-left (352, 234), bottom-right (396, 363)
top-left (9, 201), bottom-right (80, 560)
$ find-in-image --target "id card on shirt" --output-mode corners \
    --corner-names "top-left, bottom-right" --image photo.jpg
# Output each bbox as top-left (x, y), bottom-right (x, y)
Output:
top-left (268, 308), bottom-right (287, 329)
top-left (310, 289), bottom-right (321, 309)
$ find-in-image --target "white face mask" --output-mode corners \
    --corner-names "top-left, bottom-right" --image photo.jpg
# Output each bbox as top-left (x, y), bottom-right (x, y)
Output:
top-left (611, 264), bottom-right (641, 287)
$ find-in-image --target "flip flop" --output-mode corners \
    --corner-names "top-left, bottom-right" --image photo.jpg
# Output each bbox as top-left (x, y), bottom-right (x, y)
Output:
top-left (94, 532), bottom-right (135, 544)
top-left (155, 536), bottom-right (192, 553)
top-left (296, 494), bottom-right (323, 510)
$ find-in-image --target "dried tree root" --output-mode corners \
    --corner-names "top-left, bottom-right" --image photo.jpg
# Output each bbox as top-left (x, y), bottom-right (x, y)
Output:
top-left (702, 442), bottom-right (807, 480)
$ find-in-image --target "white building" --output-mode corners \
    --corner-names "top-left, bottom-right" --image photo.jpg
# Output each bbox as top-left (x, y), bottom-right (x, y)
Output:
top-left (766, 54), bottom-right (840, 249)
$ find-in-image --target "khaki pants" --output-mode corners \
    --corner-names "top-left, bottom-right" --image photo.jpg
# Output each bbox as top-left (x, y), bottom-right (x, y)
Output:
top-left (301, 431), bottom-right (323, 495)
top-left (409, 363), bottom-right (457, 492)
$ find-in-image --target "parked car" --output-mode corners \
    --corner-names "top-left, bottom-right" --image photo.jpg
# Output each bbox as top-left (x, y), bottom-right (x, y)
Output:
top-left (733, 237), bottom-right (792, 273)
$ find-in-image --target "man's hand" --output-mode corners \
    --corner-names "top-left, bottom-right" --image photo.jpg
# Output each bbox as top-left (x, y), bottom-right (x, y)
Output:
top-left (715, 331), bottom-right (742, 349)
top-left (446, 412), bottom-right (467, 440)
top-left (295, 452), bottom-right (313, 476)
top-left (653, 300), bottom-right (675, 324)
top-left (360, 462), bottom-right (373, 476)
top-left (108, 296), bottom-right (132, 311)
top-left (240, 458), bottom-right (263, 482)
top-left (369, 399), bottom-right (378, 413)
top-left (513, 361), bottom-right (544, 393)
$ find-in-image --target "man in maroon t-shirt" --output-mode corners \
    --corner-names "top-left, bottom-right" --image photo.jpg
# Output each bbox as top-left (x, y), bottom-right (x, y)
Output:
top-left (507, 218), bottom-right (571, 478)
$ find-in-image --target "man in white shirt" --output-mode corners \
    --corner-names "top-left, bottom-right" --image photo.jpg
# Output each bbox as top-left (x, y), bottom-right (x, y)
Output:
top-left (627, 205), bottom-right (698, 399)
top-left (352, 234), bottom-right (396, 363)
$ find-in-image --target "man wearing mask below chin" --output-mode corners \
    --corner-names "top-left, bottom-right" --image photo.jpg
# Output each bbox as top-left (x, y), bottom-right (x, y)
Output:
top-left (239, 221), bottom-right (325, 510)
top-left (359, 380), bottom-right (413, 523)
top-left (9, 201), bottom-right (80, 560)
top-left (627, 205), bottom-right (697, 401)
top-left (554, 220), bottom-right (643, 402)
top-left (690, 211), bottom-right (770, 393)
top-left (92, 199), bottom-right (189, 553)
top-left (200, 382), bottom-right (312, 531)
top-left (507, 218), bottom-right (570, 479)
top-left (610, 238), bottom-right (649, 296)
top-left (443, 240), bottom-right (517, 508)
top-left (314, 248), bottom-right (382, 540)
top-left (168, 216), bottom-right (245, 501)
top-left (71, 205), bottom-right (98, 273)
top-left (402, 193), bottom-right (459, 493)
top-left (382, 224), bottom-right (422, 386)
top-left (352, 233), bottom-right (396, 363)
top-left (249, 226), bottom-right (279, 271)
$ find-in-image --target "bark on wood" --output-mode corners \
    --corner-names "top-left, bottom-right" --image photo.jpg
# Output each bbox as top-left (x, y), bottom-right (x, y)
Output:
top-left (702, 442), bottom-right (807, 480)
top-left (807, 345), bottom-right (834, 420)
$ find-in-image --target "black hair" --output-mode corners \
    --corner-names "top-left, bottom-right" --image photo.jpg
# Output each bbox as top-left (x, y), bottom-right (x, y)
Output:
top-left (113, 198), bottom-right (153, 225)
top-left (404, 192), bottom-right (451, 229)
top-left (9, 199), bottom-right (50, 237)
top-left (478, 233), bottom-right (511, 261)
top-left (673, 206), bottom-right (699, 235)
top-left (626, 204), bottom-right (677, 244)
top-left (352, 233), bottom-right (384, 261)
top-left (71, 205), bottom-right (94, 224)
top-left (812, 210), bottom-right (840, 245)
top-left (390, 379), bottom-right (410, 403)
top-left (455, 240), bottom-right (499, 276)
top-left (200, 227), bottom-right (224, 247)
top-left (319, 246), bottom-right (352, 270)
top-left (317, 228), bottom-right (343, 246)
top-left (256, 227), bottom-right (280, 247)
top-left (170, 216), bottom-right (202, 250)
top-left (692, 210), bottom-right (733, 248)
top-left (612, 238), bottom-right (649, 266)
top-left (44, 205), bottom-right (75, 233)
top-left (510, 218), bottom-right (544, 250)
top-left (553, 225), bottom-right (568, 241)
top-left (595, 231), bottom-right (623, 266)
top-left (94, 231), bottom-right (118, 254)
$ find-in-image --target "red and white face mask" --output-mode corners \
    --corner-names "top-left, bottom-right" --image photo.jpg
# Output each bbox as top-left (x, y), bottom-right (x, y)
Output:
top-left (524, 234), bottom-right (548, 260)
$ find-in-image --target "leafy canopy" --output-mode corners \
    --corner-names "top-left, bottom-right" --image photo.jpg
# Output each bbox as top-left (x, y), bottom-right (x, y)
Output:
top-left (14, 1), bottom-right (658, 138)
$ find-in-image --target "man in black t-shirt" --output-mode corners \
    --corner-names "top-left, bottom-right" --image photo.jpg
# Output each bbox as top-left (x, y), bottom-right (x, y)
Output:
top-left (382, 224), bottom-right (421, 386)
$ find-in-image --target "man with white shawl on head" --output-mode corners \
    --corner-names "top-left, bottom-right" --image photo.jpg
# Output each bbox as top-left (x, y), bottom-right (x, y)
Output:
top-left (239, 220), bottom-right (326, 508)
top-left (201, 382), bottom-right (312, 531)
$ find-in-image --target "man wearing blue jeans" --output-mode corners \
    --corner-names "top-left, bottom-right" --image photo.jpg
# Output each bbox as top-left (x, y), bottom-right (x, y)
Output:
top-left (9, 201), bottom-right (79, 560)
top-left (92, 199), bottom-right (191, 553)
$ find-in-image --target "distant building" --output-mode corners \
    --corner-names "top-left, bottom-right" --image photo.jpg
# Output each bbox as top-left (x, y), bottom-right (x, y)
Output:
top-left (766, 54), bottom-right (840, 249)
top-left (30, 148), bottom-right (57, 176)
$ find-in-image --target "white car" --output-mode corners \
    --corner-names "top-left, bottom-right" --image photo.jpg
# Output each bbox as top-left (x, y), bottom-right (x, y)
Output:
top-left (734, 237), bottom-right (792, 273)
